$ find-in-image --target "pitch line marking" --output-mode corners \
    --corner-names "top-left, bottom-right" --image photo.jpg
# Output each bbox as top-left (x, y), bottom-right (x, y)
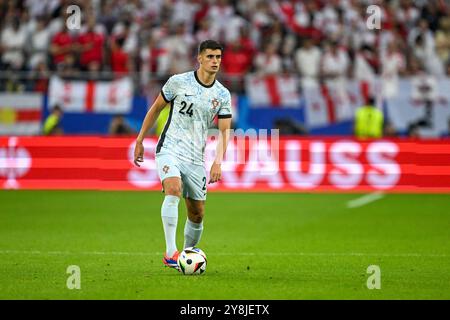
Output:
top-left (0, 250), bottom-right (448, 258)
top-left (347, 191), bottom-right (385, 209)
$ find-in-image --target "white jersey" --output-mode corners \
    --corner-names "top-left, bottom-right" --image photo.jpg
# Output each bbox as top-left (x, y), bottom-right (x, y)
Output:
top-left (157, 71), bottom-right (232, 165)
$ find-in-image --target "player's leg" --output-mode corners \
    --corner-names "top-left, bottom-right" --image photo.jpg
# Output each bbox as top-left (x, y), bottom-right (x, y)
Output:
top-left (161, 177), bottom-right (182, 257)
top-left (184, 198), bottom-right (205, 248)
top-left (180, 163), bottom-right (207, 249)
top-left (156, 152), bottom-right (182, 268)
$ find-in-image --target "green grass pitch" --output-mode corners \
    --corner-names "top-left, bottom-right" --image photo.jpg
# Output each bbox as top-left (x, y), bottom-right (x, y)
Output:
top-left (0, 190), bottom-right (449, 299)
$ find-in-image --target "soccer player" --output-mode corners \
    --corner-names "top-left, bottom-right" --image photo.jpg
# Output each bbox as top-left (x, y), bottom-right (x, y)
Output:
top-left (133, 40), bottom-right (232, 270)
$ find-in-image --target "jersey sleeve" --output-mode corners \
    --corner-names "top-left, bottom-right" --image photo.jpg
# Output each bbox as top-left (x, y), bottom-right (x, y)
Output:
top-left (218, 90), bottom-right (232, 119)
top-left (161, 75), bottom-right (178, 102)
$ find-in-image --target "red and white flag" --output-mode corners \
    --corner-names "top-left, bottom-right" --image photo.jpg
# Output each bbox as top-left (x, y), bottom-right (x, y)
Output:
top-left (245, 75), bottom-right (301, 108)
top-left (304, 80), bottom-right (365, 128)
top-left (48, 76), bottom-right (133, 113)
top-left (0, 93), bottom-right (43, 135)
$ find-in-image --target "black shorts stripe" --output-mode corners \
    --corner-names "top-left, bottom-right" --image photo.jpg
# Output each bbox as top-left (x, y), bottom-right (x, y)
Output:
top-left (218, 114), bottom-right (232, 119)
top-left (156, 100), bottom-right (174, 154)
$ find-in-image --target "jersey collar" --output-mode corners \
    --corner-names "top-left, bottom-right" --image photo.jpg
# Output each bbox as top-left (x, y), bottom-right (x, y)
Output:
top-left (194, 70), bottom-right (215, 88)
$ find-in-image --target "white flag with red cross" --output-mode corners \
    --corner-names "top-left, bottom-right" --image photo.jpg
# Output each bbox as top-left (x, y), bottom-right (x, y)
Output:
top-left (48, 76), bottom-right (133, 114)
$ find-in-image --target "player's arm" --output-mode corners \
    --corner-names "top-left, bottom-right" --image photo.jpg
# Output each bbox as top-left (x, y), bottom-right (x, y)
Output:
top-left (133, 93), bottom-right (168, 167)
top-left (209, 117), bottom-right (232, 184)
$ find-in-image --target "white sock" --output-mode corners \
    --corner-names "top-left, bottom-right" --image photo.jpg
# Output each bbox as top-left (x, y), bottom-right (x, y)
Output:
top-left (161, 195), bottom-right (180, 257)
top-left (184, 219), bottom-right (204, 249)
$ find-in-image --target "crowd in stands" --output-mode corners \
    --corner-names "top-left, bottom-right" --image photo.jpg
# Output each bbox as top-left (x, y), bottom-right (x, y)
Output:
top-left (0, 0), bottom-right (450, 95)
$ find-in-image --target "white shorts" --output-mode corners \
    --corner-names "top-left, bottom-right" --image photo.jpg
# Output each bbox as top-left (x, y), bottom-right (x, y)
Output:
top-left (156, 150), bottom-right (207, 201)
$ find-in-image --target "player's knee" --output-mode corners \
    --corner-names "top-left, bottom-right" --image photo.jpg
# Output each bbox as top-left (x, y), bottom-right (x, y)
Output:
top-left (190, 214), bottom-right (203, 224)
top-left (189, 207), bottom-right (204, 223)
top-left (165, 185), bottom-right (182, 198)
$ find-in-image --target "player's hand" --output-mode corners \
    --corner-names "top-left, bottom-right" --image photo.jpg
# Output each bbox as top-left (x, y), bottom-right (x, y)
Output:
top-left (209, 162), bottom-right (222, 184)
top-left (134, 141), bottom-right (144, 167)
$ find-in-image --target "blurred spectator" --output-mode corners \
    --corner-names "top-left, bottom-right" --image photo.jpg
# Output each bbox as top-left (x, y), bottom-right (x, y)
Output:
top-left (195, 18), bottom-right (214, 44)
top-left (26, 15), bottom-right (51, 70)
top-left (57, 53), bottom-right (79, 78)
top-left (254, 42), bottom-right (282, 76)
top-left (354, 96), bottom-right (384, 139)
top-left (408, 19), bottom-right (444, 75)
top-left (78, 15), bottom-right (105, 71)
top-left (28, 60), bottom-right (50, 93)
top-left (396, 0), bottom-right (420, 32)
top-left (208, 0), bottom-right (235, 44)
top-left (321, 40), bottom-right (350, 81)
top-left (192, 0), bottom-right (210, 31)
top-left (171, 0), bottom-right (200, 34)
top-left (151, 18), bottom-right (171, 44)
top-left (321, 40), bottom-right (350, 117)
top-left (381, 42), bottom-right (406, 98)
top-left (43, 104), bottom-right (63, 135)
top-left (222, 39), bottom-right (252, 93)
top-left (280, 33), bottom-right (296, 73)
top-left (435, 17), bottom-right (450, 75)
top-left (323, 2), bottom-right (351, 45)
top-left (238, 25), bottom-right (257, 57)
top-left (109, 115), bottom-right (135, 135)
top-left (408, 19), bottom-right (434, 48)
top-left (295, 37), bottom-right (321, 89)
top-left (292, 0), bottom-right (323, 40)
top-left (97, 0), bottom-right (119, 35)
top-left (379, 22), bottom-right (406, 61)
top-left (354, 45), bottom-right (378, 103)
top-left (411, 33), bottom-right (444, 77)
top-left (112, 17), bottom-right (139, 60)
top-left (223, 11), bottom-right (246, 45)
top-left (140, 35), bottom-right (164, 85)
top-left (250, 1), bottom-right (274, 47)
top-left (160, 23), bottom-right (194, 75)
top-left (25, 0), bottom-right (60, 19)
top-left (420, 1), bottom-right (445, 33)
top-left (266, 20), bottom-right (284, 51)
top-left (50, 23), bottom-right (75, 71)
top-left (110, 36), bottom-right (131, 76)
top-left (0, 16), bottom-right (27, 71)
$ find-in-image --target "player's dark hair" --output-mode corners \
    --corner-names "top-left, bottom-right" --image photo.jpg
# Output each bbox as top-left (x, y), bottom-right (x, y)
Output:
top-left (198, 40), bottom-right (223, 54)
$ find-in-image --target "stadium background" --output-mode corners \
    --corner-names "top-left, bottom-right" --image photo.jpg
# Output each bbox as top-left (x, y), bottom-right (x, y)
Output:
top-left (1, 0), bottom-right (450, 137)
top-left (1, 0), bottom-right (450, 300)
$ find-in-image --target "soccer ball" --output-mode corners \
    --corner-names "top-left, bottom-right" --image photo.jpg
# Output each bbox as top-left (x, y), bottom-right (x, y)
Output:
top-left (177, 247), bottom-right (207, 275)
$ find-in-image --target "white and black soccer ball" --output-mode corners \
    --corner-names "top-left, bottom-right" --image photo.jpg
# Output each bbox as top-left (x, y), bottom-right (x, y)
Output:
top-left (177, 247), bottom-right (207, 275)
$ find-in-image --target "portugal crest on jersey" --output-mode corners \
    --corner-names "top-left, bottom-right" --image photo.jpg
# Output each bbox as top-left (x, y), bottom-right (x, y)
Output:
top-left (211, 98), bottom-right (220, 111)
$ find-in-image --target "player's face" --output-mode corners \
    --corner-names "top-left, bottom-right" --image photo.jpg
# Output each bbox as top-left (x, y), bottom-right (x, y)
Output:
top-left (198, 49), bottom-right (222, 74)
